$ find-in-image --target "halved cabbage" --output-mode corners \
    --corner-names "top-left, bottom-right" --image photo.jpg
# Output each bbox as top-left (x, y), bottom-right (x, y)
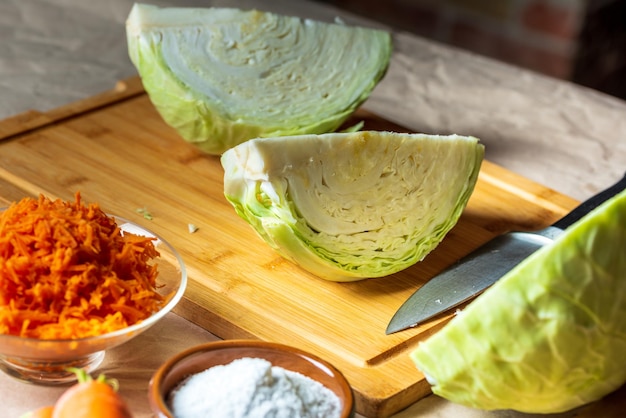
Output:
top-left (411, 189), bottom-right (626, 413)
top-left (221, 131), bottom-right (484, 281)
top-left (126, 3), bottom-right (392, 155)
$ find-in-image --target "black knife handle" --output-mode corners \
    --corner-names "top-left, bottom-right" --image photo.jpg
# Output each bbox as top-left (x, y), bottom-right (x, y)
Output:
top-left (552, 171), bottom-right (626, 231)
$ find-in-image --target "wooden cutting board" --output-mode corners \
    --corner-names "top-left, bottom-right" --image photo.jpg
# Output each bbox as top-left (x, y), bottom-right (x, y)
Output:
top-left (0, 77), bottom-right (579, 417)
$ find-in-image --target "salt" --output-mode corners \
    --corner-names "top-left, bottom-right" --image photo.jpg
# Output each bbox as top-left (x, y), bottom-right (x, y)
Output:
top-left (168, 357), bottom-right (342, 418)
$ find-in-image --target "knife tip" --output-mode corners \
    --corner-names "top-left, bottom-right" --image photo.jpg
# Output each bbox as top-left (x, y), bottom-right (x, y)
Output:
top-left (385, 322), bottom-right (416, 335)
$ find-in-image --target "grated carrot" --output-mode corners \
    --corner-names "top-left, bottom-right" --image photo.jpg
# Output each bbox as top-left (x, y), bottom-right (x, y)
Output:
top-left (0, 193), bottom-right (164, 339)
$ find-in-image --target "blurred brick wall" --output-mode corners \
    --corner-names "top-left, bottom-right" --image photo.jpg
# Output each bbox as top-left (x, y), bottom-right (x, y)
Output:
top-left (317, 0), bottom-right (626, 99)
top-left (573, 1), bottom-right (626, 99)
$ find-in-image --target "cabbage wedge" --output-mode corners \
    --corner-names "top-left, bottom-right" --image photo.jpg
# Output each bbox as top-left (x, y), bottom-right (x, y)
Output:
top-left (221, 131), bottom-right (484, 281)
top-left (411, 189), bottom-right (626, 413)
top-left (126, 3), bottom-right (392, 155)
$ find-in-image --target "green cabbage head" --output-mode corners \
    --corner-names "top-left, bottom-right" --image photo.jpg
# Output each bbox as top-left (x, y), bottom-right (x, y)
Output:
top-left (126, 3), bottom-right (392, 155)
top-left (411, 188), bottom-right (626, 413)
top-left (221, 131), bottom-right (484, 281)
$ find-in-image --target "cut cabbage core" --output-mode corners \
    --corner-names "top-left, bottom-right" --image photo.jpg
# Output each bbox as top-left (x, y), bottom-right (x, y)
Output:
top-left (126, 3), bottom-right (392, 154)
top-left (221, 131), bottom-right (484, 281)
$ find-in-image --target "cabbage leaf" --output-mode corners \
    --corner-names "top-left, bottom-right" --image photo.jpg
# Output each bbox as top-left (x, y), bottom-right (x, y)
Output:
top-left (411, 189), bottom-right (626, 413)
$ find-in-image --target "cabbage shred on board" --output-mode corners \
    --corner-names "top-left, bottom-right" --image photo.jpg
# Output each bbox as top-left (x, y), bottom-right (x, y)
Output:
top-left (221, 131), bottom-right (484, 281)
top-left (126, 3), bottom-right (392, 155)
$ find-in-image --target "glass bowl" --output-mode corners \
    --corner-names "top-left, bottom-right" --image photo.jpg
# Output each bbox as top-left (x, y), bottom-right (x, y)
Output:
top-left (0, 215), bottom-right (187, 385)
top-left (149, 340), bottom-right (355, 418)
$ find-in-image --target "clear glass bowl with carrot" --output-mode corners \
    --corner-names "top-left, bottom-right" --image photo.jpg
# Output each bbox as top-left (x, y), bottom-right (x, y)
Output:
top-left (0, 193), bottom-right (187, 385)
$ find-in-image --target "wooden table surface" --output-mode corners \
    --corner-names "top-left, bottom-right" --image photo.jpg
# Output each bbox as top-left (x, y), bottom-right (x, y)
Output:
top-left (1, 1), bottom-right (625, 417)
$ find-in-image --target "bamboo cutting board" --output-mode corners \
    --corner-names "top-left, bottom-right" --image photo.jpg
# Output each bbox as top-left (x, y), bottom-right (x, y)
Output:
top-left (0, 77), bottom-right (579, 417)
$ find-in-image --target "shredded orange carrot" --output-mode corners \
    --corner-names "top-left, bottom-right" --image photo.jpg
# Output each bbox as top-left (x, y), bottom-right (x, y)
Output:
top-left (0, 192), bottom-right (164, 339)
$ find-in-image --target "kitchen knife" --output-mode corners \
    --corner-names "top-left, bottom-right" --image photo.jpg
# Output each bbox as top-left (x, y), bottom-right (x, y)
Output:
top-left (386, 172), bottom-right (626, 335)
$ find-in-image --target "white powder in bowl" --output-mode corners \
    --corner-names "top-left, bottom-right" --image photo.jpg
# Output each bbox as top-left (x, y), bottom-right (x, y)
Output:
top-left (167, 357), bottom-right (343, 418)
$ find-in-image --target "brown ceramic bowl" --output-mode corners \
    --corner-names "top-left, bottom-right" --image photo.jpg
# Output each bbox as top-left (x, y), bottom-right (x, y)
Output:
top-left (149, 339), bottom-right (355, 418)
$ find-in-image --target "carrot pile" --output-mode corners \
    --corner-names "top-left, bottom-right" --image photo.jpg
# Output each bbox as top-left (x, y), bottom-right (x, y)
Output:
top-left (0, 193), bottom-right (164, 340)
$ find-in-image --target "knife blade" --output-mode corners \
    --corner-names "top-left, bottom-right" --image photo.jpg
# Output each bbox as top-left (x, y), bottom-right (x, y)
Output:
top-left (386, 172), bottom-right (626, 334)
